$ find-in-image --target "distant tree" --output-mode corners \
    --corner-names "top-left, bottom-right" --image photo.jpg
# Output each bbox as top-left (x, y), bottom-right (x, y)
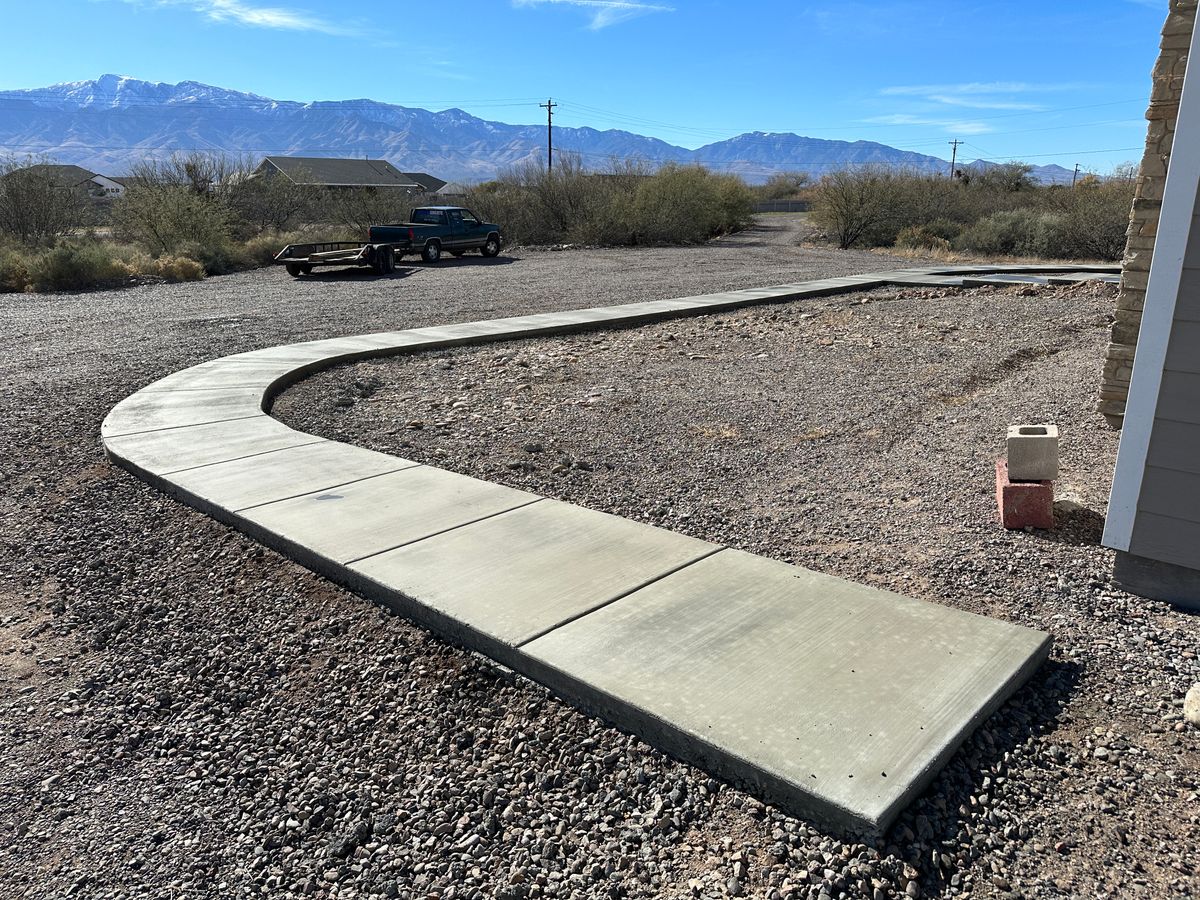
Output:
top-left (229, 164), bottom-right (323, 234)
top-left (111, 152), bottom-right (241, 253)
top-left (758, 171), bottom-right (810, 200)
top-left (0, 156), bottom-right (87, 245)
top-left (810, 167), bottom-right (898, 249)
top-left (326, 187), bottom-right (412, 238)
top-left (970, 162), bottom-right (1037, 193)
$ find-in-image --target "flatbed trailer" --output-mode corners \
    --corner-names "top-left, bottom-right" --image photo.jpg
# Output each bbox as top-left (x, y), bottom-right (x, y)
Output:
top-left (273, 239), bottom-right (411, 276)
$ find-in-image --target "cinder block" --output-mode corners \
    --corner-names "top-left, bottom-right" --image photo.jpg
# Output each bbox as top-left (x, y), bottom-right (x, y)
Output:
top-left (996, 460), bottom-right (1055, 530)
top-left (1007, 424), bottom-right (1059, 481)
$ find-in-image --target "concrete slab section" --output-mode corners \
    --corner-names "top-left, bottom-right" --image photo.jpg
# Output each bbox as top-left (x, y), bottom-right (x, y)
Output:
top-left (104, 417), bottom-right (323, 476)
top-left (166, 440), bottom-right (420, 512)
top-left (102, 387), bottom-right (265, 438)
top-left (240, 466), bottom-right (539, 565)
top-left (522, 549), bottom-right (1050, 833)
top-left (350, 500), bottom-right (720, 647)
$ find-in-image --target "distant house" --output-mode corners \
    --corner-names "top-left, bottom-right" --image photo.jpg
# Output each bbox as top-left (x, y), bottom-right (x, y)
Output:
top-left (4, 164), bottom-right (126, 199)
top-left (253, 156), bottom-right (421, 190)
top-left (400, 172), bottom-right (448, 194)
top-left (434, 181), bottom-right (469, 199)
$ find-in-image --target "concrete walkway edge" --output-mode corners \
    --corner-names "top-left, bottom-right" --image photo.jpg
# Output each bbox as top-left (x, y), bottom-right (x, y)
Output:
top-left (101, 264), bottom-right (1106, 833)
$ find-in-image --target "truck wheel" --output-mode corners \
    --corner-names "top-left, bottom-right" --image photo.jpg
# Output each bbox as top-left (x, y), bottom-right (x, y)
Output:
top-left (422, 241), bottom-right (442, 263)
top-left (481, 235), bottom-right (501, 257)
top-left (285, 262), bottom-right (311, 277)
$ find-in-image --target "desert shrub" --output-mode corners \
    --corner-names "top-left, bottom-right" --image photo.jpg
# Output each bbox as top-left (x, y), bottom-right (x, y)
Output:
top-left (895, 225), bottom-right (951, 252)
top-left (111, 152), bottom-right (242, 253)
top-left (0, 246), bottom-right (32, 292)
top-left (954, 209), bottom-right (1044, 256)
top-left (629, 165), bottom-right (754, 244)
top-left (176, 239), bottom-right (253, 276)
top-left (229, 173), bottom-right (323, 234)
top-left (0, 155), bottom-right (89, 245)
top-left (154, 255), bottom-right (206, 282)
top-left (809, 167), bottom-right (901, 249)
top-left (31, 243), bottom-right (129, 291)
top-left (756, 171), bottom-right (810, 201)
top-left (326, 188), bottom-right (411, 238)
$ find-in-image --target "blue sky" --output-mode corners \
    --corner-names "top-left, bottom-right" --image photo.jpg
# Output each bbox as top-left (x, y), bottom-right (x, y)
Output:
top-left (1, 0), bottom-right (1171, 171)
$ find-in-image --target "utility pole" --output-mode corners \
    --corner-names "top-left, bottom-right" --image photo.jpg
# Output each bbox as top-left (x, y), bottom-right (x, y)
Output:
top-left (540, 98), bottom-right (557, 170)
top-left (1072, 163), bottom-right (1081, 187)
top-left (948, 139), bottom-right (963, 178)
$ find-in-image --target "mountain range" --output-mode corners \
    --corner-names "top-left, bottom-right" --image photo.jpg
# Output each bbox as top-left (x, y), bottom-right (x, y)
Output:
top-left (0, 75), bottom-right (1076, 185)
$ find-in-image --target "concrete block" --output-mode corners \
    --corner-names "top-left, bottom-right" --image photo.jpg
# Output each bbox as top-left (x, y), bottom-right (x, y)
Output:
top-left (1006, 424), bottom-right (1059, 481)
top-left (996, 460), bottom-right (1054, 530)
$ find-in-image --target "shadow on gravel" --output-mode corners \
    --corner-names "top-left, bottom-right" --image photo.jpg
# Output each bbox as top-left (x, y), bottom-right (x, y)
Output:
top-left (1021, 501), bottom-right (1107, 547)
top-left (884, 658), bottom-right (1083, 895)
top-left (412, 255), bottom-right (519, 269)
top-left (295, 267), bottom-right (422, 283)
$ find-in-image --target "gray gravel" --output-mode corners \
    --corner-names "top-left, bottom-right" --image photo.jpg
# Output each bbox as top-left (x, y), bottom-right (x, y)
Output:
top-left (0, 216), bottom-right (1046, 900)
top-left (275, 277), bottom-right (1200, 899)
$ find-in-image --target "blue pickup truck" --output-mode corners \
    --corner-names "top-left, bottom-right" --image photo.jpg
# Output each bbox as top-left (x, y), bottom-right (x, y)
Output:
top-left (274, 206), bottom-right (502, 276)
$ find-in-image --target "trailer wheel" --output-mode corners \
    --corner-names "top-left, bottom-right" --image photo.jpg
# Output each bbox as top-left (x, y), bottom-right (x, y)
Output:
top-left (285, 262), bottom-right (312, 277)
top-left (422, 241), bottom-right (442, 263)
top-left (374, 246), bottom-right (395, 275)
top-left (481, 234), bottom-right (501, 257)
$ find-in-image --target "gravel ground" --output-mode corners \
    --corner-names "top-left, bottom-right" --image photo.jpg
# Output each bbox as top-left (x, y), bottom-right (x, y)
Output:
top-left (0, 216), bottom-right (1056, 900)
top-left (274, 277), bottom-right (1200, 900)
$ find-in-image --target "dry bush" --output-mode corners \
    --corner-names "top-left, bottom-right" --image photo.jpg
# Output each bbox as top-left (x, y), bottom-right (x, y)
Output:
top-left (0, 155), bottom-right (89, 245)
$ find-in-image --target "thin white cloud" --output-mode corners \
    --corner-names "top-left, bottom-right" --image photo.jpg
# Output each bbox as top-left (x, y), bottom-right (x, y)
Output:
top-left (882, 82), bottom-right (1087, 97)
top-left (866, 114), bottom-right (993, 135)
top-left (513, 0), bottom-right (673, 29)
top-left (116, 0), bottom-right (363, 36)
top-left (927, 95), bottom-right (1045, 111)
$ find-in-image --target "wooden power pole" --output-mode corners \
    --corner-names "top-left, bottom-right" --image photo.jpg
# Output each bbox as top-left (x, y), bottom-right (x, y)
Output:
top-left (540, 98), bottom-right (557, 170)
top-left (948, 139), bottom-right (963, 177)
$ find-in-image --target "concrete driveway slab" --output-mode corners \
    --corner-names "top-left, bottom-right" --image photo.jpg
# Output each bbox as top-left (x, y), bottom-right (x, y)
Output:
top-left (104, 416), bottom-right (323, 476)
top-left (522, 549), bottom-right (1051, 833)
top-left (102, 387), bottom-right (265, 438)
top-left (166, 440), bottom-right (420, 513)
top-left (240, 466), bottom-right (539, 565)
top-left (350, 499), bottom-right (720, 647)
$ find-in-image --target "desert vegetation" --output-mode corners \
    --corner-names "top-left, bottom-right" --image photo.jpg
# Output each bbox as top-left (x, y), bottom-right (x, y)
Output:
top-left (464, 155), bottom-right (755, 246)
top-left (0, 150), bottom-right (1136, 294)
top-left (808, 163), bottom-right (1135, 260)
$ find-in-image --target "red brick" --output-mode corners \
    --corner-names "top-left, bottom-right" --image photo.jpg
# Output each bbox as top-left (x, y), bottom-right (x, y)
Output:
top-left (995, 459), bottom-right (1055, 530)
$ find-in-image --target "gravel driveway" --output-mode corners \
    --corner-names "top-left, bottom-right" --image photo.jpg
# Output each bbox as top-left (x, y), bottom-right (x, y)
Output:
top-left (275, 276), bottom-right (1200, 899)
top-left (0, 217), bottom-right (1060, 900)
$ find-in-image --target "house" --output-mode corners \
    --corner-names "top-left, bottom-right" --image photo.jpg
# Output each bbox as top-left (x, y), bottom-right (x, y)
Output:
top-left (1102, 7), bottom-right (1200, 609)
top-left (253, 156), bottom-right (421, 190)
top-left (4, 164), bottom-right (125, 199)
top-left (400, 172), bottom-right (448, 194)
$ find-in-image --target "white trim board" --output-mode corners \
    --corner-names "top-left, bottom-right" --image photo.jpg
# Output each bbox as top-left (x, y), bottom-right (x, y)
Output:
top-left (1104, 11), bottom-right (1200, 552)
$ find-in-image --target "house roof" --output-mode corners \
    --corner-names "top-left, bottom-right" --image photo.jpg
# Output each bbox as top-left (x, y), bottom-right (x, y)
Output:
top-left (4, 164), bottom-right (98, 188)
top-left (260, 156), bottom-right (420, 188)
top-left (401, 172), bottom-right (448, 193)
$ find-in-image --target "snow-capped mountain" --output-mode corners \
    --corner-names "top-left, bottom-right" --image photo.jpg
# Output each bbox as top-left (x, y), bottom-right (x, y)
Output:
top-left (0, 76), bottom-right (1075, 184)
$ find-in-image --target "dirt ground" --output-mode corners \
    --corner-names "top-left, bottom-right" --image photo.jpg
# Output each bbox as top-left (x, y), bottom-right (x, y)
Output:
top-left (276, 276), bottom-right (1199, 899)
top-left (1, 214), bottom-right (1195, 899)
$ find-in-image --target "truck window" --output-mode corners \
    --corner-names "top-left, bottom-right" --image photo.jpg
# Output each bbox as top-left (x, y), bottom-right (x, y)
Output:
top-left (448, 210), bottom-right (463, 226)
top-left (460, 211), bottom-right (481, 227)
top-left (411, 209), bottom-right (445, 225)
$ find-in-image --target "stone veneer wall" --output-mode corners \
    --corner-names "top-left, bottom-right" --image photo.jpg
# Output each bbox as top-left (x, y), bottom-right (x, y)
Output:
top-left (1099, 0), bottom-right (1196, 428)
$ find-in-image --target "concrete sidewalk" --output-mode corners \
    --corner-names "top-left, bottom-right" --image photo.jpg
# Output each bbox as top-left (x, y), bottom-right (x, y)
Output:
top-left (100, 265), bottom-right (1094, 833)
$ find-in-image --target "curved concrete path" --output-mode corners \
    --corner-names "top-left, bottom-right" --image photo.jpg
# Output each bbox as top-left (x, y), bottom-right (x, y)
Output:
top-left (102, 264), bottom-right (1113, 834)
